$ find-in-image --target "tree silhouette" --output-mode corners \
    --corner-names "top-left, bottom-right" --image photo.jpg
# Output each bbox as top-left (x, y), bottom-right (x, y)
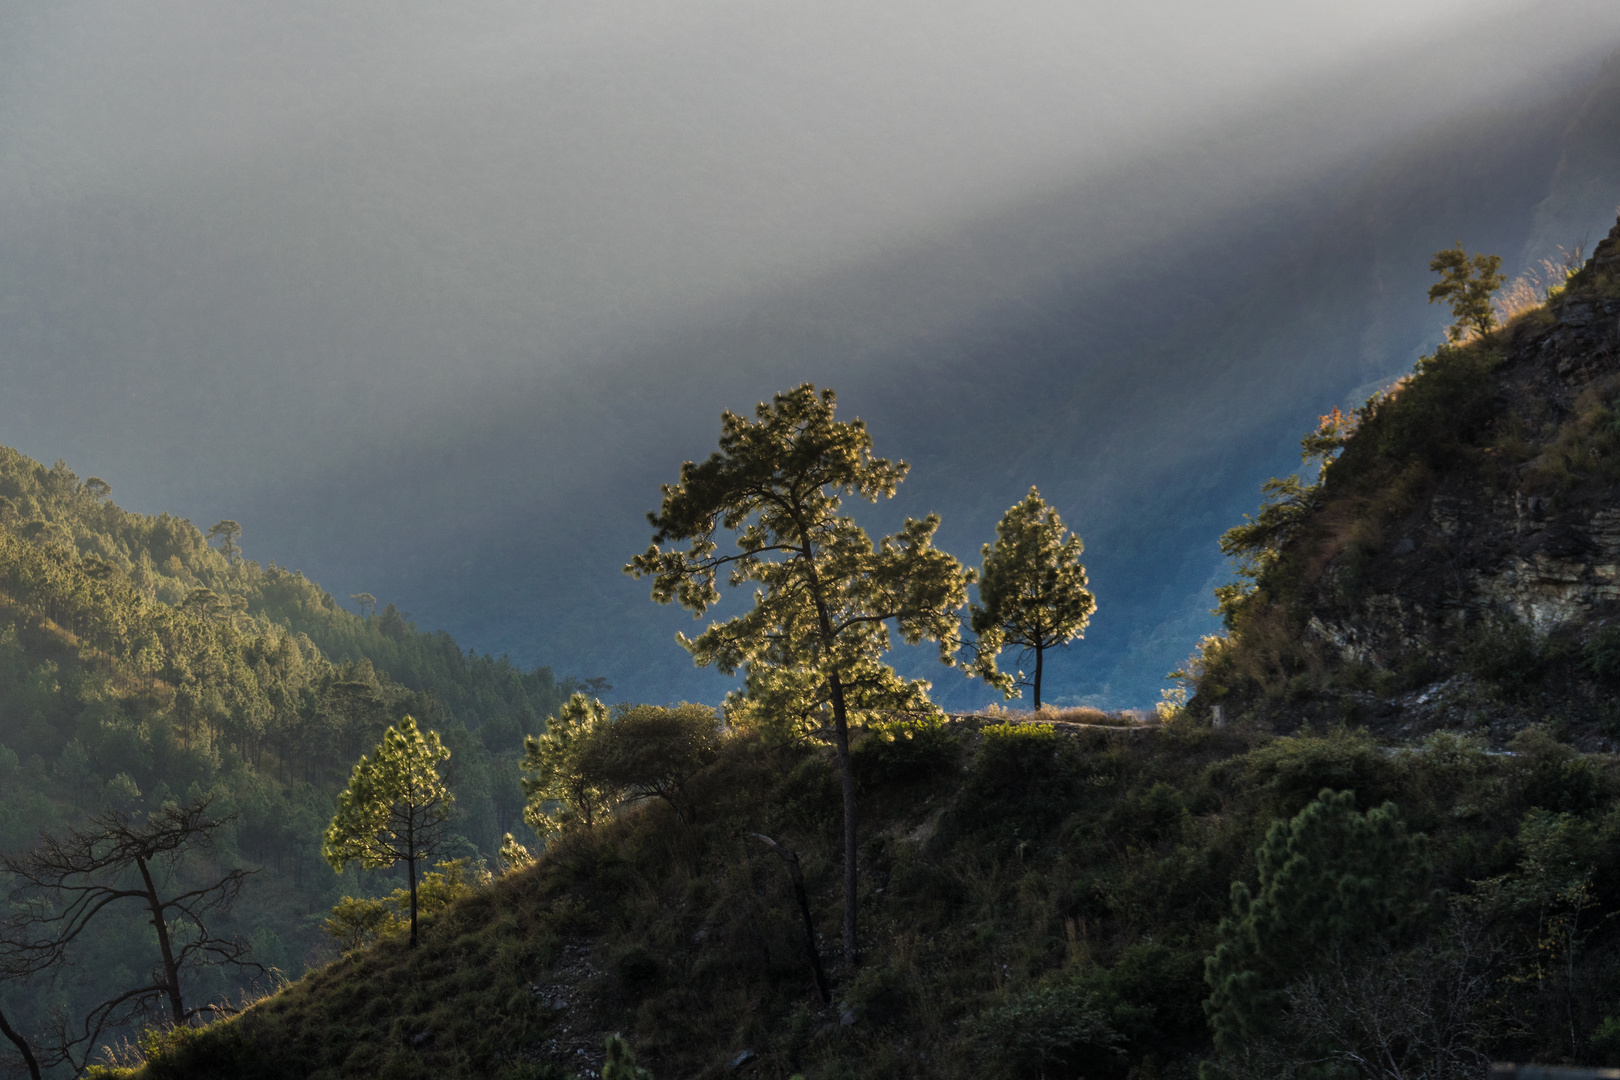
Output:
top-left (1, 798), bottom-right (258, 1075)
top-left (970, 487), bottom-right (1095, 711)
top-left (627, 384), bottom-right (972, 965)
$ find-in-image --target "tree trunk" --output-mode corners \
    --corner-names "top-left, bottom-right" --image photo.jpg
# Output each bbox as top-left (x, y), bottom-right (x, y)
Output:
top-left (797, 536), bottom-right (859, 971)
top-left (136, 855), bottom-right (186, 1023)
top-left (0, 1007), bottom-right (41, 1080)
top-left (1033, 642), bottom-right (1044, 712)
top-left (407, 854), bottom-right (419, 948)
top-left (828, 672), bottom-right (858, 968)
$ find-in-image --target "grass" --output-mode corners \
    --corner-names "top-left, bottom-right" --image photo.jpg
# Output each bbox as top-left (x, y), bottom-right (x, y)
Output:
top-left (104, 710), bottom-right (1620, 1080)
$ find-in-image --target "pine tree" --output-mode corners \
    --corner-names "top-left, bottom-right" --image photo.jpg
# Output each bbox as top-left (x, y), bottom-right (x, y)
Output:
top-left (627, 384), bottom-right (973, 966)
top-left (1428, 243), bottom-right (1506, 342)
top-left (970, 487), bottom-right (1095, 710)
top-left (1204, 789), bottom-right (1431, 1055)
top-left (323, 716), bottom-right (455, 948)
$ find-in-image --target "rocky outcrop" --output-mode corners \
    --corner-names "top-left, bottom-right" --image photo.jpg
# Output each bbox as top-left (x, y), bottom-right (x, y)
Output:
top-left (1303, 218), bottom-right (1620, 670)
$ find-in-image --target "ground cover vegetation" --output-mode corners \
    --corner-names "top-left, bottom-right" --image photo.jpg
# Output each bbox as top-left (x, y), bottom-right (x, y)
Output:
top-left (87, 718), bottom-right (1620, 1080)
top-left (1191, 230), bottom-right (1620, 725)
top-left (0, 447), bottom-right (585, 1069)
top-left (88, 310), bottom-right (1620, 1080)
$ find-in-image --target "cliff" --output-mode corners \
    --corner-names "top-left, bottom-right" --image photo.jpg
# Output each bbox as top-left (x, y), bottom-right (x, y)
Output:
top-left (1196, 214), bottom-right (1620, 744)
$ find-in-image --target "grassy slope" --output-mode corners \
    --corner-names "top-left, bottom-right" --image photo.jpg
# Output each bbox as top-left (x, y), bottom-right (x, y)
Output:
top-left (124, 714), bottom-right (1620, 1080)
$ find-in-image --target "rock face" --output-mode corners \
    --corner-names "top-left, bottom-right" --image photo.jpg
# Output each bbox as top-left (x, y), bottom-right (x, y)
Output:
top-left (1303, 218), bottom-right (1620, 671)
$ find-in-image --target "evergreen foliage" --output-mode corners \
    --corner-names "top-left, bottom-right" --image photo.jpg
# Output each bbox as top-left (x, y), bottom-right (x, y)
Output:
top-left (626, 383), bottom-right (974, 964)
top-left (1204, 789), bottom-right (1431, 1057)
top-left (521, 693), bottom-right (614, 834)
top-left (323, 716), bottom-right (456, 948)
top-left (1428, 243), bottom-right (1506, 342)
top-left (970, 487), bottom-right (1096, 709)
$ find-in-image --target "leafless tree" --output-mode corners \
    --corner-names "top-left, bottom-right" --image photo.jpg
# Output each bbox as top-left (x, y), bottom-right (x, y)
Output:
top-left (1284, 918), bottom-right (1518, 1080)
top-left (1212, 913), bottom-right (1521, 1080)
top-left (1, 797), bottom-right (260, 1076)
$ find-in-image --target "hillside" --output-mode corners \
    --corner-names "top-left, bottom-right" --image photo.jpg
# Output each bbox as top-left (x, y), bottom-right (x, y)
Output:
top-left (113, 715), bottom-right (1620, 1080)
top-left (1192, 212), bottom-right (1620, 741)
top-left (0, 448), bottom-right (582, 1066)
top-left (87, 218), bottom-right (1620, 1080)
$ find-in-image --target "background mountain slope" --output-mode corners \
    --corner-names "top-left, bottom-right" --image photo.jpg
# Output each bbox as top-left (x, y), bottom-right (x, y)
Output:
top-left (5, 6), bottom-right (1620, 711)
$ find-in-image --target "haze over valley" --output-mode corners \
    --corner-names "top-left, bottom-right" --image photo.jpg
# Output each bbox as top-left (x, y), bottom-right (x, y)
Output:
top-left (5, 0), bottom-right (1620, 706)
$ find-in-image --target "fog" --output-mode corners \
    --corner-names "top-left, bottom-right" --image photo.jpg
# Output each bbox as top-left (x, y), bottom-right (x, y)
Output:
top-left (4, 1), bottom-right (1620, 705)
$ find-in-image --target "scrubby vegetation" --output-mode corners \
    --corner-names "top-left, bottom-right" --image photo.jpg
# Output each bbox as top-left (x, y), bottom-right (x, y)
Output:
top-left (0, 446), bottom-right (583, 1067)
top-left (1191, 230), bottom-right (1620, 725)
top-left (97, 717), bottom-right (1620, 1079)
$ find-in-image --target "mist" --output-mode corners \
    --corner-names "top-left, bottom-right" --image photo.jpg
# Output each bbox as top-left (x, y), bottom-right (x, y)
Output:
top-left (4, 0), bottom-right (1620, 706)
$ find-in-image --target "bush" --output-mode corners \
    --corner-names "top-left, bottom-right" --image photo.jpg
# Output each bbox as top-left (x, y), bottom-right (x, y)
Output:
top-left (1204, 789), bottom-right (1431, 1057)
top-left (1511, 726), bottom-right (1603, 815)
top-left (852, 715), bottom-right (959, 785)
top-left (963, 981), bottom-right (1125, 1079)
top-left (1585, 626), bottom-right (1620, 684)
top-left (1235, 729), bottom-right (1395, 818)
top-left (949, 723), bottom-right (1079, 851)
top-left (1463, 617), bottom-right (1547, 692)
top-left (846, 963), bottom-right (912, 1027)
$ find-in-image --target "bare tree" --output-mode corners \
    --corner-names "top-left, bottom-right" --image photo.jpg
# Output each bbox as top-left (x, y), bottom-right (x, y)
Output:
top-left (1, 798), bottom-right (260, 1075)
top-left (1277, 918), bottom-right (1517, 1080)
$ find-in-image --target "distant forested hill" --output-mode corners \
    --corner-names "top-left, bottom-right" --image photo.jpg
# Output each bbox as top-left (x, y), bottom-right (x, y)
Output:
top-left (0, 444), bottom-right (579, 1054)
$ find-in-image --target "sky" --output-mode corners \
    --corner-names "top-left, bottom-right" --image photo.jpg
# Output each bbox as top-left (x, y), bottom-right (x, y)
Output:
top-left (4, 0), bottom-right (1620, 707)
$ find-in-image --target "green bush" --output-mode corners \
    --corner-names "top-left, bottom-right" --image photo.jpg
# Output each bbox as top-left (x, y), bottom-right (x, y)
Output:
top-left (1585, 626), bottom-right (1620, 684)
top-left (1204, 789), bottom-right (1431, 1057)
top-left (949, 724), bottom-right (1079, 851)
top-left (964, 980), bottom-right (1125, 1079)
top-left (846, 964), bottom-right (913, 1027)
top-left (852, 715), bottom-right (959, 785)
top-left (1463, 617), bottom-right (1547, 692)
top-left (1235, 729), bottom-right (1394, 818)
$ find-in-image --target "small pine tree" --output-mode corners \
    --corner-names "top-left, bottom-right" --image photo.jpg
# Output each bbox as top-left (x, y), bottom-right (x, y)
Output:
top-left (970, 487), bottom-right (1095, 710)
top-left (322, 716), bottom-right (455, 948)
top-left (520, 693), bottom-right (614, 833)
top-left (602, 1033), bottom-right (652, 1080)
top-left (1204, 789), bottom-right (1430, 1055)
top-left (1428, 243), bottom-right (1506, 342)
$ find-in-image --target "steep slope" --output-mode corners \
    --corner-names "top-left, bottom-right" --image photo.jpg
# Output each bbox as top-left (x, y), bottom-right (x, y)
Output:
top-left (1193, 214), bottom-right (1620, 741)
top-left (0, 447), bottom-right (579, 1065)
top-left (115, 715), bottom-right (1620, 1080)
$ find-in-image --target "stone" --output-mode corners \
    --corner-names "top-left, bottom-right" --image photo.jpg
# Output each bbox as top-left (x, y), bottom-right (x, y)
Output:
top-left (729, 1049), bottom-right (757, 1070)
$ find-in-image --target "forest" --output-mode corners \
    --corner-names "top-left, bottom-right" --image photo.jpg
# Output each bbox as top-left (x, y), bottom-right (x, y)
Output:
top-left (0, 445), bottom-right (584, 1067)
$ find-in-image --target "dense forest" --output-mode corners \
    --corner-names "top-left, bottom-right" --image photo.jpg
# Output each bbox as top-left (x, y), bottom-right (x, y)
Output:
top-left (0, 446), bottom-right (584, 1061)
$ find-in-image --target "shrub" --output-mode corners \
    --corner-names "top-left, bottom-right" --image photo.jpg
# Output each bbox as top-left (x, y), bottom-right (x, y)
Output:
top-left (1463, 617), bottom-right (1546, 692)
top-left (846, 963), bottom-right (912, 1027)
top-left (963, 981), bottom-right (1125, 1079)
top-left (582, 703), bottom-right (723, 823)
top-left (948, 723), bottom-right (1080, 851)
top-left (852, 715), bottom-right (959, 785)
top-left (1585, 625), bottom-right (1620, 684)
top-left (1204, 790), bottom-right (1431, 1056)
top-left (1511, 726), bottom-right (1602, 815)
top-left (1236, 729), bottom-right (1394, 818)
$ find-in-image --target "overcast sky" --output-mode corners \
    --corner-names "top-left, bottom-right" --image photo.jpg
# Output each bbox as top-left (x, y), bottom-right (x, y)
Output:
top-left (4, 1), bottom-right (1620, 700)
